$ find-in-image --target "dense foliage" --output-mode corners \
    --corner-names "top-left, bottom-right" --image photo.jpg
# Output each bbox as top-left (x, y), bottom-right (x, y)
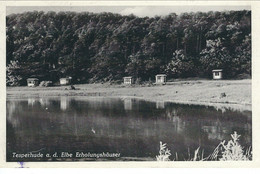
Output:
top-left (6, 10), bottom-right (251, 86)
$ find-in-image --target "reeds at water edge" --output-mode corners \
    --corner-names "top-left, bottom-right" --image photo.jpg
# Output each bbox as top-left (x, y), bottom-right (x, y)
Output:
top-left (156, 131), bottom-right (252, 161)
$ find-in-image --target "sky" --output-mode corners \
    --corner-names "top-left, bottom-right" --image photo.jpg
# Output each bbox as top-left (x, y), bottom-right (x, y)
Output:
top-left (6, 6), bottom-right (251, 17)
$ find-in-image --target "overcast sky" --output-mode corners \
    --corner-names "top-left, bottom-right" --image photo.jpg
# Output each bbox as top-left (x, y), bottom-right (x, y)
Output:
top-left (6, 6), bottom-right (251, 17)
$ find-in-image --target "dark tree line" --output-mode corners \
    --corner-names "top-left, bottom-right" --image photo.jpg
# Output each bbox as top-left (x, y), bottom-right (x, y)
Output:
top-left (6, 10), bottom-right (251, 86)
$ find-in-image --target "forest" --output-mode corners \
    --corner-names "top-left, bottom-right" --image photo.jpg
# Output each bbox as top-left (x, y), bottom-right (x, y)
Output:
top-left (6, 10), bottom-right (251, 86)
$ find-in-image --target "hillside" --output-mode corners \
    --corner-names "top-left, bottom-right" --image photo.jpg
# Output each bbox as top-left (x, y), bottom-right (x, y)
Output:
top-left (6, 10), bottom-right (251, 86)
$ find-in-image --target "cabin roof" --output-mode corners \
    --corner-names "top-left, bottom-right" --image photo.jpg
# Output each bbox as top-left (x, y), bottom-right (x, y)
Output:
top-left (27, 78), bottom-right (39, 81)
top-left (124, 76), bottom-right (132, 78)
top-left (60, 77), bottom-right (72, 80)
top-left (212, 69), bottom-right (223, 72)
top-left (156, 74), bottom-right (167, 76)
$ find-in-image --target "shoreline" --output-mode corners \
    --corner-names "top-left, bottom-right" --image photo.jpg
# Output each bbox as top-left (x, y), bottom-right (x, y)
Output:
top-left (7, 79), bottom-right (252, 112)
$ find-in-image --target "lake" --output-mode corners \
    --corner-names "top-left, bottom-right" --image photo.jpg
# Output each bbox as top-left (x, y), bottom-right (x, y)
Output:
top-left (6, 97), bottom-right (252, 161)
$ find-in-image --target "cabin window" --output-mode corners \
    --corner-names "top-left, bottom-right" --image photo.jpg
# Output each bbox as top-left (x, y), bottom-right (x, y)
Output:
top-left (215, 72), bottom-right (219, 76)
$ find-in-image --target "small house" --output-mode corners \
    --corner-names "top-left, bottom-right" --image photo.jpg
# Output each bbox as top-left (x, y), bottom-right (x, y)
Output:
top-left (27, 78), bottom-right (39, 87)
top-left (123, 76), bottom-right (133, 84)
top-left (155, 74), bottom-right (167, 84)
top-left (60, 77), bottom-right (72, 85)
top-left (212, 69), bottom-right (223, 80)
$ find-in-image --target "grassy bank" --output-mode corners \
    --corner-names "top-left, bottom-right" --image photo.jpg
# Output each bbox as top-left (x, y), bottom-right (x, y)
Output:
top-left (7, 79), bottom-right (251, 111)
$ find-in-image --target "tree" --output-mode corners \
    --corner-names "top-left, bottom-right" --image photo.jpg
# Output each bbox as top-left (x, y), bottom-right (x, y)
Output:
top-left (200, 38), bottom-right (232, 77)
top-left (233, 34), bottom-right (251, 75)
top-left (6, 61), bottom-right (23, 86)
top-left (166, 49), bottom-right (196, 78)
top-left (6, 10), bottom-right (251, 85)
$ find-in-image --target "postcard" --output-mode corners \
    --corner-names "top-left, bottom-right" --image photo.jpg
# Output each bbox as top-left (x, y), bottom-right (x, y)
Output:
top-left (0, 0), bottom-right (259, 168)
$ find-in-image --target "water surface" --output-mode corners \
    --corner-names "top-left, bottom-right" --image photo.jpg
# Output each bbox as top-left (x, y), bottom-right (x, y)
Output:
top-left (6, 97), bottom-right (252, 161)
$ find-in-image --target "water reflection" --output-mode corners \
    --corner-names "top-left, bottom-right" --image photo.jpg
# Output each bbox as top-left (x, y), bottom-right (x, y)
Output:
top-left (156, 101), bottom-right (165, 109)
top-left (124, 98), bottom-right (133, 110)
top-left (39, 98), bottom-right (51, 108)
top-left (28, 98), bottom-right (36, 106)
top-left (6, 97), bottom-right (252, 161)
top-left (60, 96), bottom-right (70, 110)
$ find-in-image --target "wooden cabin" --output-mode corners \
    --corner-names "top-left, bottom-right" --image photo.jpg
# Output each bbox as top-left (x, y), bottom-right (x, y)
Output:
top-left (155, 74), bottom-right (167, 84)
top-left (27, 78), bottom-right (39, 87)
top-left (212, 69), bottom-right (223, 80)
top-left (123, 76), bottom-right (133, 84)
top-left (60, 77), bottom-right (72, 85)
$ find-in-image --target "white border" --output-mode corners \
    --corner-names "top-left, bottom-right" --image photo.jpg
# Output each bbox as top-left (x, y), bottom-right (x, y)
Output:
top-left (0, 1), bottom-right (259, 168)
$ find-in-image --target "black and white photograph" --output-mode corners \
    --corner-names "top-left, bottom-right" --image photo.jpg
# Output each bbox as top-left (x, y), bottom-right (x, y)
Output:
top-left (1, 1), bottom-right (258, 167)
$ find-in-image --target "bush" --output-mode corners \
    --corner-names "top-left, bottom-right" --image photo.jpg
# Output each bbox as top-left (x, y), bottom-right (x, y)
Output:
top-left (156, 141), bottom-right (171, 161)
top-left (39, 81), bottom-right (53, 87)
top-left (219, 131), bottom-right (251, 161)
top-left (157, 131), bottom-right (252, 161)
